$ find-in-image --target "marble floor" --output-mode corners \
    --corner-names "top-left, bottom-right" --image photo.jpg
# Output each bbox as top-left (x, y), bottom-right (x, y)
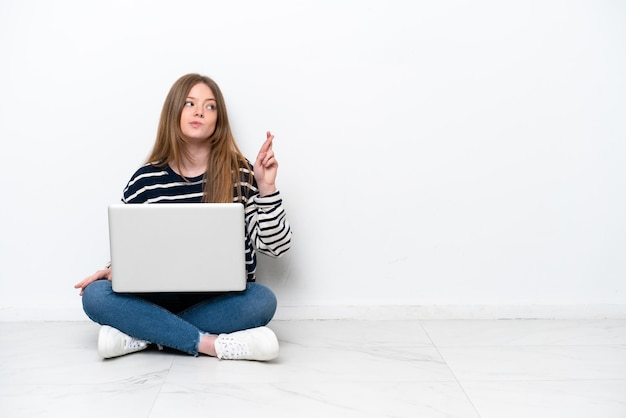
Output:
top-left (1, 319), bottom-right (625, 417)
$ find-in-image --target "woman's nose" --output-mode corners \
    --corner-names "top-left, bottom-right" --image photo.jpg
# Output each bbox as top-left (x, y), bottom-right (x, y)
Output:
top-left (195, 108), bottom-right (204, 118)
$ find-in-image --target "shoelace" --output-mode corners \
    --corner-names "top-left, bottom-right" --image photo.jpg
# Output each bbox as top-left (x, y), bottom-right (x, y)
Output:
top-left (218, 338), bottom-right (249, 359)
top-left (124, 337), bottom-right (148, 351)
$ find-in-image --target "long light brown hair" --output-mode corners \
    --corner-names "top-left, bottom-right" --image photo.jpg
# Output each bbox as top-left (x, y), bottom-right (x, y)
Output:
top-left (146, 73), bottom-right (252, 203)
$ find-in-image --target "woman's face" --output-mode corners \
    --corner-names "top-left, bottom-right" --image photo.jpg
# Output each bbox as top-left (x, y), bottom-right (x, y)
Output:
top-left (180, 82), bottom-right (218, 141)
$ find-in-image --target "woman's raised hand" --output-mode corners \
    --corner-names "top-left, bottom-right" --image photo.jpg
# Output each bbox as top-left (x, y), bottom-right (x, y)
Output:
top-left (254, 131), bottom-right (279, 196)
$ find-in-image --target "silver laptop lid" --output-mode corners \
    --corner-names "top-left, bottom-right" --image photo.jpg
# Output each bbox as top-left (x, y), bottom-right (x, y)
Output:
top-left (108, 203), bottom-right (247, 292)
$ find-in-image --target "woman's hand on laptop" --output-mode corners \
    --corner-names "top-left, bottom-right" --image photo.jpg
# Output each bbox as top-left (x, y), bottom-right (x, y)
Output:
top-left (74, 265), bottom-right (112, 296)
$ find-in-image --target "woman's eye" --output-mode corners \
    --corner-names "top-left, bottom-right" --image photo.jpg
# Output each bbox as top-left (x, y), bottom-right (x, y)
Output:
top-left (206, 104), bottom-right (216, 110)
top-left (184, 101), bottom-right (194, 107)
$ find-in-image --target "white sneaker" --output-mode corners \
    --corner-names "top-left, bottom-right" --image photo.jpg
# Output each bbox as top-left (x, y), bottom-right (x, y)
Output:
top-left (214, 326), bottom-right (279, 361)
top-left (98, 325), bottom-right (149, 359)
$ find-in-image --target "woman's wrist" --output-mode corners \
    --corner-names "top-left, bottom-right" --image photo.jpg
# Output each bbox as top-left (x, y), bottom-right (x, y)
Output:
top-left (258, 185), bottom-right (277, 197)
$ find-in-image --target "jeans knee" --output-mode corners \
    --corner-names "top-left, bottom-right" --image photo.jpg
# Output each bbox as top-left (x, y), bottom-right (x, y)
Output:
top-left (249, 283), bottom-right (277, 324)
top-left (81, 280), bottom-right (112, 322)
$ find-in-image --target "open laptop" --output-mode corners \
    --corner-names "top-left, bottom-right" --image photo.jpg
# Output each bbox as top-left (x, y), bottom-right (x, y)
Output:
top-left (108, 203), bottom-right (247, 293)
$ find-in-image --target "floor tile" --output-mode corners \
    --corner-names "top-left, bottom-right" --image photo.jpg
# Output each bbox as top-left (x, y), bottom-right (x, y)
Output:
top-left (164, 340), bottom-right (456, 384)
top-left (421, 319), bottom-right (626, 346)
top-left (151, 380), bottom-right (480, 418)
top-left (270, 319), bottom-right (434, 348)
top-left (438, 345), bottom-right (626, 381)
top-left (0, 382), bottom-right (161, 418)
top-left (462, 379), bottom-right (626, 418)
top-left (0, 321), bottom-right (173, 385)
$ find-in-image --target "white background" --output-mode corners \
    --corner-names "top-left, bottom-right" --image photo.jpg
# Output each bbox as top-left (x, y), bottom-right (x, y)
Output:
top-left (1, 0), bottom-right (625, 320)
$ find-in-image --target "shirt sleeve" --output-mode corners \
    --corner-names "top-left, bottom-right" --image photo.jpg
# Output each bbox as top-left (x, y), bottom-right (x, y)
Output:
top-left (244, 190), bottom-right (292, 257)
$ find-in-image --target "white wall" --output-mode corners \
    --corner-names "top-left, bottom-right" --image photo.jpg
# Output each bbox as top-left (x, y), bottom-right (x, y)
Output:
top-left (1, 0), bottom-right (625, 320)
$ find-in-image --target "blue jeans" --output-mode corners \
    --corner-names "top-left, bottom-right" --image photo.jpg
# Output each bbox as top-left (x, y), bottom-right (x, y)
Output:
top-left (81, 280), bottom-right (277, 355)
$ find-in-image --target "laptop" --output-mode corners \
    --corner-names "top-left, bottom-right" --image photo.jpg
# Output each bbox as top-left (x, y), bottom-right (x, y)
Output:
top-left (108, 203), bottom-right (247, 293)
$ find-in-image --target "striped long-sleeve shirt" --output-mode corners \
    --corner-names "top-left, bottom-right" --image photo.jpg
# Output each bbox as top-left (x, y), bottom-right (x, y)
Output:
top-left (121, 163), bottom-right (292, 282)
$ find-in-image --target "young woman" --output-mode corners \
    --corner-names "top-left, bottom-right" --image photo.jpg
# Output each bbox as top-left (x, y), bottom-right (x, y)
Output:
top-left (74, 73), bottom-right (292, 361)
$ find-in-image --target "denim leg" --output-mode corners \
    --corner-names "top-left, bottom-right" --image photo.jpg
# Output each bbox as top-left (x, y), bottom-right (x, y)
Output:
top-left (178, 282), bottom-right (277, 335)
top-left (81, 280), bottom-right (202, 355)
